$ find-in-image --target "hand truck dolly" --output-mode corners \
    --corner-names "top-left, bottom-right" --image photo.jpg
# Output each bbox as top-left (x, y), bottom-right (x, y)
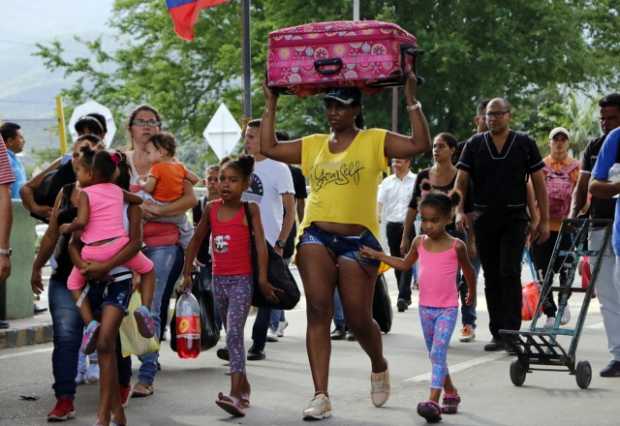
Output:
top-left (500, 218), bottom-right (612, 389)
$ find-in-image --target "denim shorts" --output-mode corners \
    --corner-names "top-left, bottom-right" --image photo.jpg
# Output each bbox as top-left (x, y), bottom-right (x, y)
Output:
top-left (299, 224), bottom-right (382, 267)
top-left (87, 271), bottom-right (133, 316)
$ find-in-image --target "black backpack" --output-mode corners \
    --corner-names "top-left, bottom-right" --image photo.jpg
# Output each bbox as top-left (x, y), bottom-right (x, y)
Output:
top-left (31, 160), bottom-right (76, 222)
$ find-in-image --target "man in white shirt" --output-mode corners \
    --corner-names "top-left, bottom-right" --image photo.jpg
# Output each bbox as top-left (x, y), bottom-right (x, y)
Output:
top-left (377, 158), bottom-right (416, 312)
top-left (242, 119), bottom-right (295, 360)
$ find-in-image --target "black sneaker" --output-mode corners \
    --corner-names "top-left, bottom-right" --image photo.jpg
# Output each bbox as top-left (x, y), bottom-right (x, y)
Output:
top-left (345, 331), bottom-right (356, 341)
top-left (397, 299), bottom-right (408, 312)
top-left (600, 361), bottom-right (620, 377)
top-left (330, 327), bottom-right (346, 340)
top-left (483, 338), bottom-right (505, 352)
top-left (216, 347), bottom-right (229, 361)
top-left (247, 346), bottom-right (266, 361)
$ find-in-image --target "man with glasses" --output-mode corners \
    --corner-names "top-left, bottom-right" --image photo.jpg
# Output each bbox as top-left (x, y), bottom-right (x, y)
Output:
top-left (455, 98), bottom-right (549, 351)
top-left (578, 93), bottom-right (620, 377)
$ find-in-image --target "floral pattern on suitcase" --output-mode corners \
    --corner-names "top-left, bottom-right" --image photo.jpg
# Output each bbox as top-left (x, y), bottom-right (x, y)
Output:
top-left (268, 20), bottom-right (418, 95)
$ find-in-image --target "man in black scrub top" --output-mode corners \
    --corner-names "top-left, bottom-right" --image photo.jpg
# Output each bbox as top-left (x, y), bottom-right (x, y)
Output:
top-left (455, 98), bottom-right (550, 351)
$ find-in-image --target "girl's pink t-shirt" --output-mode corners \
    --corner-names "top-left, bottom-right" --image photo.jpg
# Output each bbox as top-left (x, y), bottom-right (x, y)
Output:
top-left (417, 237), bottom-right (459, 308)
top-left (81, 183), bottom-right (127, 244)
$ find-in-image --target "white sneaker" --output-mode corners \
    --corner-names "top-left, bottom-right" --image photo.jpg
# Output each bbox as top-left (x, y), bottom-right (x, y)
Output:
top-left (544, 316), bottom-right (556, 328)
top-left (370, 366), bottom-right (390, 407)
top-left (85, 362), bottom-right (100, 384)
top-left (267, 328), bottom-right (279, 342)
top-left (560, 307), bottom-right (571, 325)
top-left (303, 393), bottom-right (332, 420)
top-left (276, 320), bottom-right (289, 338)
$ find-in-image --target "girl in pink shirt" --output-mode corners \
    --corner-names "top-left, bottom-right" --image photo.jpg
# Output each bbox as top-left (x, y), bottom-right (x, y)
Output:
top-left (362, 192), bottom-right (476, 423)
top-left (61, 147), bottom-right (156, 354)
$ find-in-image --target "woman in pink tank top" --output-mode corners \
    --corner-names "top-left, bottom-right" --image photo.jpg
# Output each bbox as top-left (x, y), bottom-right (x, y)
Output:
top-left (361, 191), bottom-right (477, 423)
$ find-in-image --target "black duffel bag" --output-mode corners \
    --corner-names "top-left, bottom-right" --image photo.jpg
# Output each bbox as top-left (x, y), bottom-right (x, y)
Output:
top-left (373, 274), bottom-right (393, 334)
top-left (243, 203), bottom-right (300, 310)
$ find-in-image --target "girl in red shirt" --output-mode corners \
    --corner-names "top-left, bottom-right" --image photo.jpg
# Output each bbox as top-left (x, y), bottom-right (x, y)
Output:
top-left (182, 156), bottom-right (278, 418)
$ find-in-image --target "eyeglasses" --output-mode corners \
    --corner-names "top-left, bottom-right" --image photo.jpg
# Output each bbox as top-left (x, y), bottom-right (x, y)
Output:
top-left (132, 119), bottom-right (161, 128)
top-left (485, 111), bottom-right (510, 118)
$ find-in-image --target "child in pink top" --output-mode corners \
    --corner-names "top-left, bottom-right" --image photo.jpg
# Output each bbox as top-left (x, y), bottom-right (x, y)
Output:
top-left (361, 191), bottom-right (476, 423)
top-left (61, 147), bottom-right (157, 354)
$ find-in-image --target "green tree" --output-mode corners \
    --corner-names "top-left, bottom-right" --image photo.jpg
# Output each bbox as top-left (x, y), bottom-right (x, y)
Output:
top-left (35, 0), bottom-right (620, 172)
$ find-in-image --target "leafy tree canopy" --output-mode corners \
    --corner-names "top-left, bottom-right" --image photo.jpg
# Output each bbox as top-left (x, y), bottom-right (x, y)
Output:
top-left (36, 0), bottom-right (620, 171)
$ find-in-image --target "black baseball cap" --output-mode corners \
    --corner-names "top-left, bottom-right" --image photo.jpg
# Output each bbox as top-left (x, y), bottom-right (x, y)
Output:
top-left (75, 115), bottom-right (104, 137)
top-left (323, 87), bottom-right (362, 105)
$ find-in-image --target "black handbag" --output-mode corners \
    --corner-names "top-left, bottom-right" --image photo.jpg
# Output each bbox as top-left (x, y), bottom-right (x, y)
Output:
top-left (372, 274), bottom-right (393, 334)
top-left (243, 202), bottom-right (300, 310)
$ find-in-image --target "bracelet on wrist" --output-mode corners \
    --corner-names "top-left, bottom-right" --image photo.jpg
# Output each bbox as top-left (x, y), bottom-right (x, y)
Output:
top-left (406, 101), bottom-right (422, 112)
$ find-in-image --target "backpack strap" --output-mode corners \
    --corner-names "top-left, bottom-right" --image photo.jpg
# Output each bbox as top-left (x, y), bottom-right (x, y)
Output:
top-left (243, 202), bottom-right (254, 235)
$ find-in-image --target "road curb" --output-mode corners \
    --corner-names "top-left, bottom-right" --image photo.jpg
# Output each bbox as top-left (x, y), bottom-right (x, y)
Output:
top-left (0, 324), bottom-right (53, 350)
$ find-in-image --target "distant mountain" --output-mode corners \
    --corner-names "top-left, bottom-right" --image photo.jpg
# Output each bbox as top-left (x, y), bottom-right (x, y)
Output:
top-left (0, 0), bottom-right (116, 119)
top-left (0, 0), bottom-right (116, 157)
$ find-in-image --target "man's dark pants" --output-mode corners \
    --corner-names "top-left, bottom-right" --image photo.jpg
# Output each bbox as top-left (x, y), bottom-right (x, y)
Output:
top-left (386, 221), bottom-right (413, 302)
top-left (474, 210), bottom-right (528, 340)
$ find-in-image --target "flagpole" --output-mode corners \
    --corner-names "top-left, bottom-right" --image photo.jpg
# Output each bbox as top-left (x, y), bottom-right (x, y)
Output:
top-left (55, 95), bottom-right (68, 154)
top-left (241, 0), bottom-right (252, 125)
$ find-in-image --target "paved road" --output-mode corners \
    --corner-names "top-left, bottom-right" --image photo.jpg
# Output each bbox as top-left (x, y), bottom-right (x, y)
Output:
top-left (1, 270), bottom-right (619, 426)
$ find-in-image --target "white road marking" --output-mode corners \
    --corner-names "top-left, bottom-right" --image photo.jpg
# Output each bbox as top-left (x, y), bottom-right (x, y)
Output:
top-left (586, 321), bottom-right (604, 330)
top-left (404, 352), bottom-right (507, 383)
top-left (0, 347), bottom-right (52, 360)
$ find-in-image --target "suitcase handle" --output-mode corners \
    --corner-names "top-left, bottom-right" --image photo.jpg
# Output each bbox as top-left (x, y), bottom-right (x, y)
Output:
top-left (314, 58), bottom-right (343, 75)
top-left (400, 45), bottom-right (424, 86)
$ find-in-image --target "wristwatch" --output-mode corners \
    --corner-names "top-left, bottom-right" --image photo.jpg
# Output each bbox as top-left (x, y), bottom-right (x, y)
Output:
top-left (275, 240), bottom-right (286, 249)
top-left (0, 248), bottom-right (12, 257)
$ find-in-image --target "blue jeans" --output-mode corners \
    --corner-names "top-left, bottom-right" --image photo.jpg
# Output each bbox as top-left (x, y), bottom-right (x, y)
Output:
top-left (49, 277), bottom-right (83, 399)
top-left (299, 224), bottom-right (382, 267)
top-left (333, 288), bottom-right (346, 329)
top-left (459, 255), bottom-right (481, 327)
top-left (138, 245), bottom-right (183, 385)
top-left (270, 309), bottom-right (285, 331)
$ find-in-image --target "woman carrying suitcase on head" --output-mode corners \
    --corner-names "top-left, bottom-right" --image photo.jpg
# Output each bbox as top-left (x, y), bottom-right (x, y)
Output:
top-left (258, 72), bottom-right (431, 421)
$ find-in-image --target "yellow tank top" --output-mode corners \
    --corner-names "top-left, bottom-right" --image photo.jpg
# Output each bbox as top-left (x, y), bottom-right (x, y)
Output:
top-left (300, 128), bottom-right (388, 238)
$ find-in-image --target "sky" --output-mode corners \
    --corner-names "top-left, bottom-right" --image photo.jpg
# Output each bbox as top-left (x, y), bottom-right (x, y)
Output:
top-left (0, 0), bottom-right (116, 119)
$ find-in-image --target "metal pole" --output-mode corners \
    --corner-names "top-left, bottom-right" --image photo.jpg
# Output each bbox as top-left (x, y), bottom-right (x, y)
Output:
top-left (353, 0), bottom-right (360, 20)
top-left (241, 0), bottom-right (252, 121)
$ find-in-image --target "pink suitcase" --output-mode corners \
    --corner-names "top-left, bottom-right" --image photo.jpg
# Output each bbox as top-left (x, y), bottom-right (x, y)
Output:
top-left (267, 20), bottom-right (419, 96)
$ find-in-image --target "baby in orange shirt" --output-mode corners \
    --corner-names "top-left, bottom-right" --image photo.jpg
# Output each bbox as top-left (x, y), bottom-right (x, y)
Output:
top-left (143, 132), bottom-right (199, 247)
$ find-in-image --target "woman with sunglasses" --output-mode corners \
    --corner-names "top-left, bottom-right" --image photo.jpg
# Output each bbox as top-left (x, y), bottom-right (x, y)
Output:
top-left (123, 105), bottom-right (197, 398)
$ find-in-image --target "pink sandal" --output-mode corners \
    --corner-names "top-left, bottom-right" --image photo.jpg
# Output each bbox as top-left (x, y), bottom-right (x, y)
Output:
top-left (417, 400), bottom-right (441, 423)
top-left (240, 392), bottom-right (250, 408)
top-left (215, 392), bottom-right (246, 417)
top-left (441, 393), bottom-right (461, 414)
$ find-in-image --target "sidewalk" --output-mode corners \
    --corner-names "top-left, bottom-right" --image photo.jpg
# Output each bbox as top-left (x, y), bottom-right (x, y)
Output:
top-left (0, 268), bottom-right (52, 350)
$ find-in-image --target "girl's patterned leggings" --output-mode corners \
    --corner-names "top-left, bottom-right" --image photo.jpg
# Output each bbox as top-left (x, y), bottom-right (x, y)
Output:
top-left (213, 274), bottom-right (253, 374)
top-left (419, 306), bottom-right (458, 389)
